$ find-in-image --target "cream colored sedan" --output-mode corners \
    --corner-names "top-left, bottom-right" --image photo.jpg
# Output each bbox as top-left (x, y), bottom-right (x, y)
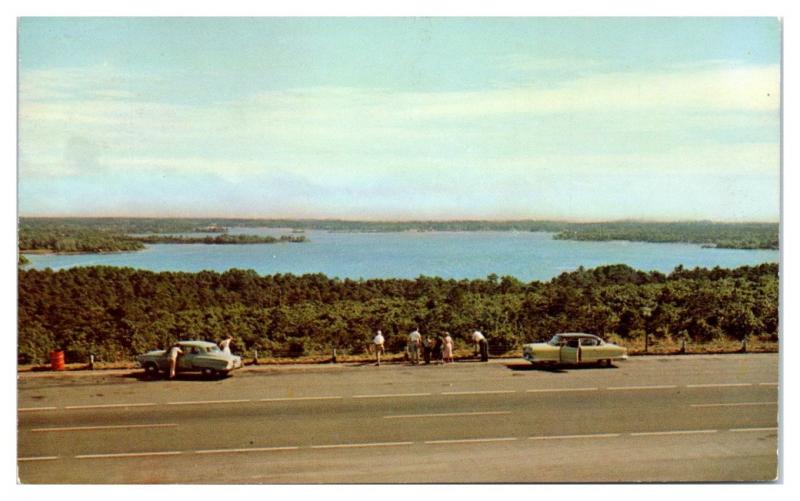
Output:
top-left (523, 333), bottom-right (627, 367)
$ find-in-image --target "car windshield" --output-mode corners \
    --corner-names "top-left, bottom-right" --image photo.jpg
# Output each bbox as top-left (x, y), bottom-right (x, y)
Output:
top-left (207, 346), bottom-right (221, 353)
top-left (548, 335), bottom-right (562, 346)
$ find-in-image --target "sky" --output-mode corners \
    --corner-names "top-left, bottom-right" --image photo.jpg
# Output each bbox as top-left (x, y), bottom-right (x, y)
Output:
top-left (17, 17), bottom-right (782, 221)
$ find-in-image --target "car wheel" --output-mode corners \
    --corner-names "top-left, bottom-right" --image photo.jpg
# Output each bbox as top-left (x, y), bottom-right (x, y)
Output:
top-left (201, 367), bottom-right (214, 378)
top-left (602, 359), bottom-right (613, 368)
top-left (143, 363), bottom-right (160, 378)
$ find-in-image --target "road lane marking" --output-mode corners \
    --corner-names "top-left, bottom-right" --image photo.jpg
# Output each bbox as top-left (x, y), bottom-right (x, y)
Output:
top-left (195, 446), bottom-right (299, 454)
top-left (526, 387), bottom-right (598, 393)
top-left (529, 433), bottom-right (621, 441)
top-left (441, 390), bottom-right (517, 396)
top-left (259, 396), bottom-right (343, 402)
top-left (76, 451), bottom-right (183, 459)
top-left (607, 385), bottom-right (677, 391)
top-left (64, 403), bottom-right (157, 410)
top-left (166, 399), bottom-right (251, 406)
top-left (384, 411), bottom-right (511, 419)
top-left (730, 427), bottom-right (778, 433)
top-left (18, 407), bottom-right (58, 412)
top-left (310, 441), bottom-right (414, 450)
top-left (353, 392), bottom-right (432, 399)
top-left (425, 437), bottom-right (518, 445)
top-left (28, 426), bottom-right (780, 462)
top-left (32, 423), bottom-right (178, 433)
top-left (630, 429), bottom-right (718, 437)
top-left (686, 383), bottom-right (753, 389)
top-left (690, 401), bottom-right (777, 408)
top-left (20, 381), bottom-right (777, 413)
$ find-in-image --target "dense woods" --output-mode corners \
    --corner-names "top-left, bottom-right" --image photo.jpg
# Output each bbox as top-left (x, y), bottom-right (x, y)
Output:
top-left (18, 263), bottom-right (778, 364)
top-left (553, 221), bottom-right (778, 250)
top-left (19, 227), bottom-right (146, 253)
top-left (18, 219), bottom-right (305, 253)
top-left (19, 218), bottom-right (779, 253)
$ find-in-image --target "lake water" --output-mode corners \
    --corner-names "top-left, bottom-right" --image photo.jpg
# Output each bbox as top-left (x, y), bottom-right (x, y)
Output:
top-left (22, 228), bottom-right (779, 282)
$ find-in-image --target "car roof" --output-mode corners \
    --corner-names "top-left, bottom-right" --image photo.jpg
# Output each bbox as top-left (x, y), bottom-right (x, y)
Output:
top-left (555, 333), bottom-right (602, 339)
top-left (177, 340), bottom-right (218, 348)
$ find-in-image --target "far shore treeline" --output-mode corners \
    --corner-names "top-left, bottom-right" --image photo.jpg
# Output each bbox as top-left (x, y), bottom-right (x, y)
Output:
top-left (18, 218), bottom-right (778, 253)
top-left (18, 263), bottom-right (778, 364)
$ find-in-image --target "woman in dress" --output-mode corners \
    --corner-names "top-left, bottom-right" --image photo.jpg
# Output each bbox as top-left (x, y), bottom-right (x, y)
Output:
top-left (443, 332), bottom-right (454, 364)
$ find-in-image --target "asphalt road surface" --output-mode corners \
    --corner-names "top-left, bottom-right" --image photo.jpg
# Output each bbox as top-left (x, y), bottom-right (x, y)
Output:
top-left (18, 353), bottom-right (779, 483)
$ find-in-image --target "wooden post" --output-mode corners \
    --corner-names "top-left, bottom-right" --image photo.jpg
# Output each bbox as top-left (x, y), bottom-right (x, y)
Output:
top-left (641, 307), bottom-right (652, 354)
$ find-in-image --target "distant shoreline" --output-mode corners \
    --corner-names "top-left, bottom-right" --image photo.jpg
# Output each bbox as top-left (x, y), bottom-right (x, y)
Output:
top-left (19, 218), bottom-right (779, 254)
top-left (20, 249), bottom-right (136, 256)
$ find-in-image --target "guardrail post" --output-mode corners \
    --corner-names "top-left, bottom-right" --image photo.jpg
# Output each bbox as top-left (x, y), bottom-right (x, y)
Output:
top-left (332, 348), bottom-right (337, 364)
top-left (89, 354), bottom-right (95, 370)
top-left (741, 338), bottom-right (747, 353)
top-left (679, 339), bottom-right (686, 354)
top-left (253, 349), bottom-right (259, 365)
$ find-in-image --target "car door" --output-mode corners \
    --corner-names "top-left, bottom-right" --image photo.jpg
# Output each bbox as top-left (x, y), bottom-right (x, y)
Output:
top-left (581, 337), bottom-right (603, 363)
top-left (560, 338), bottom-right (580, 364)
top-left (177, 346), bottom-right (198, 370)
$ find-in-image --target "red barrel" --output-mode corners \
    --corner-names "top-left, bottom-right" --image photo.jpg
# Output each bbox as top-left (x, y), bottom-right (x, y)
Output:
top-left (49, 350), bottom-right (65, 371)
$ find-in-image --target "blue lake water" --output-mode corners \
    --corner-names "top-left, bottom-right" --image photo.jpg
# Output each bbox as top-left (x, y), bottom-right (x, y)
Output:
top-left (22, 229), bottom-right (779, 282)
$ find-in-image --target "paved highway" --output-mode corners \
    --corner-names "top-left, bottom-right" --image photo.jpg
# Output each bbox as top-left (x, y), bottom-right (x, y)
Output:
top-left (18, 354), bottom-right (779, 483)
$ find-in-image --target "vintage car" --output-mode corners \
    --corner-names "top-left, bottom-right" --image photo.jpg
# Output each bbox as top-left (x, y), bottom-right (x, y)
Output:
top-left (523, 333), bottom-right (627, 367)
top-left (137, 340), bottom-right (243, 378)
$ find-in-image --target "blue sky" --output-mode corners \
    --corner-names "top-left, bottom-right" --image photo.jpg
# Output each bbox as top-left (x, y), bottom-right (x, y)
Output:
top-left (17, 17), bottom-right (781, 221)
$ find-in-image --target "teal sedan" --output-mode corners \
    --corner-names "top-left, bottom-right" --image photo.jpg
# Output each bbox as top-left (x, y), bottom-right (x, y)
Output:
top-left (137, 340), bottom-right (243, 378)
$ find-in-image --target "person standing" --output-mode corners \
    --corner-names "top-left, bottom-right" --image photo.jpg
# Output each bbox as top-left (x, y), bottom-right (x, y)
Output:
top-left (472, 330), bottom-right (489, 362)
top-left (408, 328), bottom-right (422, 365)
top-left (219, 336), bottom-right (233, 355)
top-left (168, 344), bottom-right (183, 379)
top-left (373, 330), bottom-right (385, 366)
top-left (422, 335), bottom-right (433, 364)
top-left (433, 334), bottom-right (444, 364)
top-left (443, 332), bottom-right (454, 364)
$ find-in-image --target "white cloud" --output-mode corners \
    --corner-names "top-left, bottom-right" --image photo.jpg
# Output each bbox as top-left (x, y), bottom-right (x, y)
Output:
top-left (18, 62), bottom-right (780, 189)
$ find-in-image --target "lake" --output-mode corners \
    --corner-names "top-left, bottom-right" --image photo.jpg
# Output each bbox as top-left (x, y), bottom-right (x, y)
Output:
top-left (22, 228), bottom-right (779, 282)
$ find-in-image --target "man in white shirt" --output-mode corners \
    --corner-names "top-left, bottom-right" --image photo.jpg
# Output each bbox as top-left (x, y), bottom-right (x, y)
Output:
top-left (472, 330), bottom-right (489, 362)
top-left (168, 344), bottom-right (183, 378)
top-left (408, 328), bottom-right (422, 365)
top-left (373, 330), bottom-right (385, 366)
top-left (219, 336), bottom-right (233, 355)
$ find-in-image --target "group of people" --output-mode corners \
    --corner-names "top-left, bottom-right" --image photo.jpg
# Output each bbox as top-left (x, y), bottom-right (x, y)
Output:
top-left (407, 328), bottom-right (454, 365)
top-left (371, 329), bottom-right (488, 366)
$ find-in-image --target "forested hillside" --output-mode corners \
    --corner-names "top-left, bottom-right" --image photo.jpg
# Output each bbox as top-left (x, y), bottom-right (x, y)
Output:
top-left (18, 264), bottom-right (778, 364)
top-left (553, 221), bottom-right (778, 249)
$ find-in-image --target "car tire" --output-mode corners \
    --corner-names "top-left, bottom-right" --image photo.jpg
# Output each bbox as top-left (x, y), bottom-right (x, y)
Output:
top-left (602, 359), bottom-right (613, 368)
top-left (201, 368), bottom-right (214, 378)
top-left (143, 363), bottom-right (160, 378)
